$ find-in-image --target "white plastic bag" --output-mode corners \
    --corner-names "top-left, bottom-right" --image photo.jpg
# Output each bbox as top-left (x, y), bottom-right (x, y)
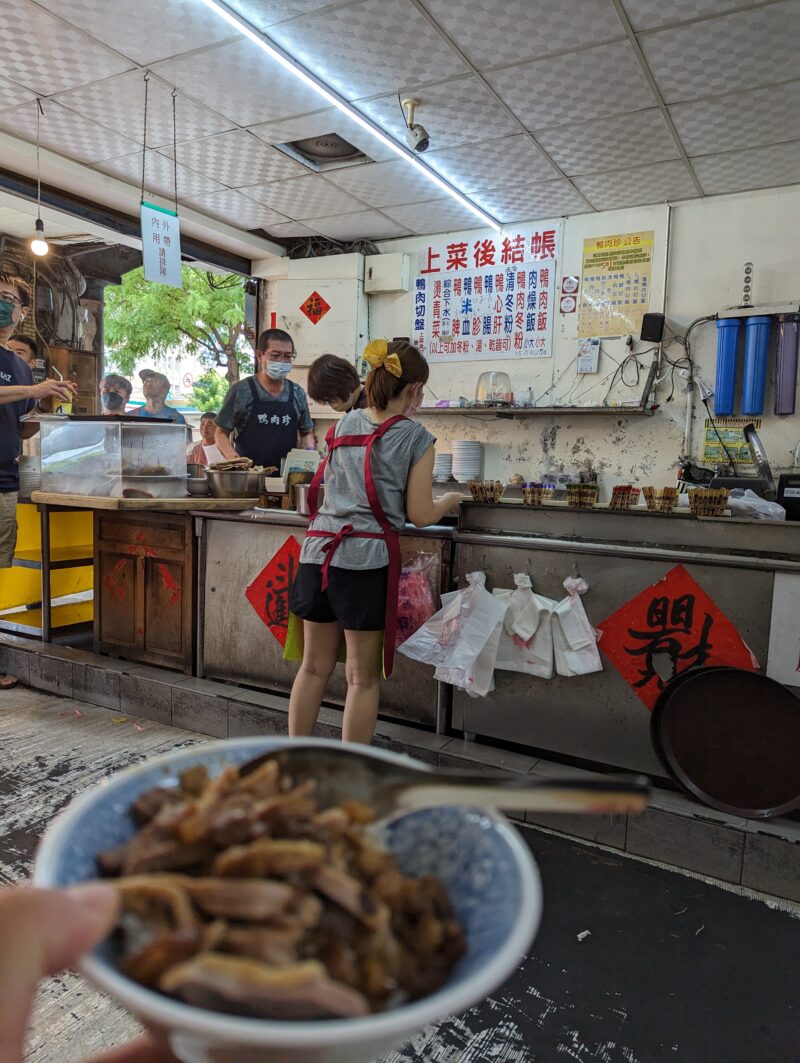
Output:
top-left (399, 572), bottom-right (506, 698)
top-left (493, 573), bottom-right (556, 678)
top-left (728, 488), bottom-right (786, 521)
top-left (552, 576), bottom-right (603, 677)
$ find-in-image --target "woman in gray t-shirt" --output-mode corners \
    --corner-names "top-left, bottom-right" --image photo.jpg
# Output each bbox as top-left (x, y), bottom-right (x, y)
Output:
top-left (287, 340), bottom-right (461, 745)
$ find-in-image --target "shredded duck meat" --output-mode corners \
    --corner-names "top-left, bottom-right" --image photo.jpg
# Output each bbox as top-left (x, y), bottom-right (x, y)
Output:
top-left (97, 758), bottom-right (465, 1019)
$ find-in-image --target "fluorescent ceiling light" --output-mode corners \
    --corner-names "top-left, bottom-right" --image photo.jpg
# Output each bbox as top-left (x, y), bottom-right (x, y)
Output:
top-left (196, 0), bottom-right (501, 232)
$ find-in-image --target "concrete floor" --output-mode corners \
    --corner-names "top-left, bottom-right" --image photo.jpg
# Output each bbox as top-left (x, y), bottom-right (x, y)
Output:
top-left (4, 687), bottom-right (800, 1062)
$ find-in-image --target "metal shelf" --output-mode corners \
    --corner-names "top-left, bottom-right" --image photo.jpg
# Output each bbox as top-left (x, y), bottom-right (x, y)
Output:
top-left (415, 405), bottom-right (654, 418)
top-left (12, 545), bottom-right (94, 570)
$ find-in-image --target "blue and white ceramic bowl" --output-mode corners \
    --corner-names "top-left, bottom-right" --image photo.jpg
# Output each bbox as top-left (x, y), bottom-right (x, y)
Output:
top-left (35, 738), bottom-right (542, 1063)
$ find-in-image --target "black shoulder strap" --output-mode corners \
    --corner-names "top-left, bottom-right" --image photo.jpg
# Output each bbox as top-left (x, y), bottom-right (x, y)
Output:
top-left (247, 376), bottom-right (259, 403)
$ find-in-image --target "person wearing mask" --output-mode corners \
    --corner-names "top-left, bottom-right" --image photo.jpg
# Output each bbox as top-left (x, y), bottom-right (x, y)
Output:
top-left (0, 272), bottom-right (75, 689)
top-left (7, 333), bottom-right (37, 369)
top-left (187, 410), bottom-right (224, 466)
top-left (286, 339), bottom-right (461, 745)
top-left (99, 373), bottom-right (132, 415)
top-left (307, 353), bottom-right (366, 413)
top-left (133, 370), bottom-right (187, 424)
top-left (215, 328), bottom-right (314, 469)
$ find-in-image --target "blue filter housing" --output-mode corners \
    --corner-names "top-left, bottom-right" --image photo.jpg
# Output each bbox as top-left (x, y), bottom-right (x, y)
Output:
top-left (742, 315), bottom-right (772, 416)
top-left (714, 318), bottom-right (741, 416)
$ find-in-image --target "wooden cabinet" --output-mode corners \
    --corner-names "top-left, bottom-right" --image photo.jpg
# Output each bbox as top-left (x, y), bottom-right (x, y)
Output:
top-left (94, 511), bottom-right (195, 672)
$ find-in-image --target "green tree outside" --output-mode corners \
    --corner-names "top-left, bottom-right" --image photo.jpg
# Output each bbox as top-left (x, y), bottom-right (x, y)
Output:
top-left (105, 266), bottom-right (252, 386)
top-left (191, 370), bottom-right (230, 413)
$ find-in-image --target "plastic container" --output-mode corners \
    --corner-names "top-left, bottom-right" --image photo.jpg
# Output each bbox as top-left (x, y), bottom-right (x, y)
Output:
top-left (714, 318), bottom-right (742, 416)
top-left (742, 315), bottom-right (772, 416)
top-left (775, 313), bottom-right (800, 416)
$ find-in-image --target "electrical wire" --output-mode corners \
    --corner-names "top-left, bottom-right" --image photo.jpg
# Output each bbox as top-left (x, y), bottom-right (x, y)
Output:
top-left (702, 396), bottom-right (738, 475)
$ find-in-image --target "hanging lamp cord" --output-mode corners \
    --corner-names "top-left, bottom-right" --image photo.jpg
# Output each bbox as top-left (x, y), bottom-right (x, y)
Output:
top-left (35, 98), bottom-right (44, 222)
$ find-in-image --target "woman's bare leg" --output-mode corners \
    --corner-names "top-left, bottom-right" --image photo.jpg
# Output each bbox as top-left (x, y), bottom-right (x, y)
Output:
top-left (288, 620), bottom-right (341, 736)
top-left (341, 629), bottom-right (384, 744)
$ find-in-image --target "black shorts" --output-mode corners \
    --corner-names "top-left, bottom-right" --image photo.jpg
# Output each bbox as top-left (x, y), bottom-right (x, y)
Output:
top-left (289, 563), bottom-right (388, 631)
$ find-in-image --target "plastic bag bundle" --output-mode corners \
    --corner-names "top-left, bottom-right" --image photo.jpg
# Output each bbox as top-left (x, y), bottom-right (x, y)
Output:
top-left (493, 573), bottom-right (556, 678)
top-left (395, 552), bottom-right (439, 648)
top-left (551, 576), bottom-right (603, 677)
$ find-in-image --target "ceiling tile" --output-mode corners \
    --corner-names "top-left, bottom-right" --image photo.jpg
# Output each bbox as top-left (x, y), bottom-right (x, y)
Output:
top-left (621, 0), bottom-right (750, 32)
top-left (32, 0), bottom-right (235, 65)
top-left (225, 0), bottom-right (347, 29)
top-left (268, 0), bottom-right (468, 100)
top-left (381, 198), bottom-right (486, 236)
top-left (671, 81), bottom-right (800, 157)
top-left (264, 220), bottom-right (317, 238)
top-left (0, 0), bottom-right (133, 96)
top-left (238, 174), bottom-right (368, 219)
top-left (486, 41), bottom-right (656, 130)
top-left (183, 188), bottom-right (288, 230)
top-left (248, 108), bottom-right (397, 162)
top-left (472, 179), bottom-right (590, 223)
top-left (302, 210), bottom-right (413, 241)
top-left (359, 76), bottom-right (520, 152)
top-left (151, 38), bottom-right (324, 127)
top-left (575, 159), bottom-right (698, 210)
top-left (691, 141), bottom-right (800, 195)
top-left (98, 150), bottom-right (225, 199)
top-left (639, 2), bottom-right (800, 104)
top-left (537, 109), bottom-right (678, 176)
top-left (420, 0), bottom-right (624, 70)
top-left (0, 99), bottom-right (140, 164)
top-left (426, 134), bottom-right (558, 191)
top-left (164, 129), bottom-right (305, 187)
top-left (324, 160), bottom-right (445, 207)
top-left (0, 75), bottom-right (36, 113)
top-left (55, 70), bottom-right (234, 148)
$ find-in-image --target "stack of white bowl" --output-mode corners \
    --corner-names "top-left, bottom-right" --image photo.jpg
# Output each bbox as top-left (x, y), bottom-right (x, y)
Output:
top-left (452, 440), bottom-right (482, 482)
top-left (433, 452), bottom-right (453, 482)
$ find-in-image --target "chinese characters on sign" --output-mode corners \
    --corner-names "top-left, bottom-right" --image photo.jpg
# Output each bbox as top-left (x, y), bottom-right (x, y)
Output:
top-left (245, 536), bottom-right (301, 647)
top-left (300, 290), bottom-right (331, 325)
top-left (578, 231), bottom-right (653, 338)
top-left (702, 417), bottom-right (760, 465)
top-left (140, 202), bottom-right (182, 289)
top-left (413, 226), bottom-right (561, 362)
top-left (597, 565), bottom-right (757, 709)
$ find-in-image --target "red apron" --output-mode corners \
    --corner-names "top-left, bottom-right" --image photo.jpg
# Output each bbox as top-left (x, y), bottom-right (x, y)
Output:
top-left (304, 414), bottom-right (406, 677)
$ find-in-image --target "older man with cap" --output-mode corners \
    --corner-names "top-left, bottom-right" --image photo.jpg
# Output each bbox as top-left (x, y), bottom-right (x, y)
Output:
top-left (133, 369), bottom-right (186, 424)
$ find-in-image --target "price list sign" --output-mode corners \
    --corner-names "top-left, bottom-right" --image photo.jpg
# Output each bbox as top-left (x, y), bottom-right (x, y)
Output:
top-left (578, 231), bottom-right (653, 338)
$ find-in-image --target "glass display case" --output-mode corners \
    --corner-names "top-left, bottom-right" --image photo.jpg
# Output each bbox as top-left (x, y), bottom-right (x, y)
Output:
top-left (40, 417), bottom-right (188, 498)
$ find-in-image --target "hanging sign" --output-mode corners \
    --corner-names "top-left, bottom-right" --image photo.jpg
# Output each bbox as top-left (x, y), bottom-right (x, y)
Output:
top-left (140, 202), bottom-right (182, 288)
top-left (299, 290), bottom-right (331, 325)
top-left (578, 231), bottom-right (653, 338)
top-left (597, 564), bottom-right (758, 709)
top-left (767, 573), bottom-right (800, 688)
top-left (412, 225), bottom-right (560, 362)
top-left (245, 535), bottom-right (301, 647)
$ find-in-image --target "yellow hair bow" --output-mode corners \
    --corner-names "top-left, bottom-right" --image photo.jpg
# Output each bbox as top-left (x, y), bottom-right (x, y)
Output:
top-left (363, 339), bottom-right (402, 378)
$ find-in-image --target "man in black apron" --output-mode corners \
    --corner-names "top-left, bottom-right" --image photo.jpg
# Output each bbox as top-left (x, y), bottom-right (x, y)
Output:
top-left (215, 329), bottom-right (314, 469)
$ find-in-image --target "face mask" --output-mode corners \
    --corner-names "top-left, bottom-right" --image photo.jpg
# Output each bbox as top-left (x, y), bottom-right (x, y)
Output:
top-left (0, 299), bottom-right (17, 329)
top-left (266, 361), bottom-right (292, 380)
top-left (101, 391), bottom-right (125, 411)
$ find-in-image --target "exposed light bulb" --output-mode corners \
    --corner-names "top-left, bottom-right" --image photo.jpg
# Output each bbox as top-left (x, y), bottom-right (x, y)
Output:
top-left (30, 217), bottom-right (48, 257)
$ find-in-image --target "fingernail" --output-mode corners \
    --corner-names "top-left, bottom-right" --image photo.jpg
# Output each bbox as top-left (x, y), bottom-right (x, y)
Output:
top-left (66, 883), bottom-right (119, 918)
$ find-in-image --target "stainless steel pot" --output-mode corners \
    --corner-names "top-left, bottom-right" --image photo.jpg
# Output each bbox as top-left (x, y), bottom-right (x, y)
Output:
top-left (294, 483), bottom-right (323, 515)
top-left (187, 476), bottom-right (211, 497)
top-left (207, 469), bottom-right (263, 499)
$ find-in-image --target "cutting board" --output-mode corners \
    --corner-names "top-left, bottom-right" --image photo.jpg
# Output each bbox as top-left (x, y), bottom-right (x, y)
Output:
top-left (31, 492), bottom-right (258, 512)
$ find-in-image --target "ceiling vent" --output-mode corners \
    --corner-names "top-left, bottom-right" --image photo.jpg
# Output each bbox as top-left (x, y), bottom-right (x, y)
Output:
top-left (275, 132), bottom-right (371, 172)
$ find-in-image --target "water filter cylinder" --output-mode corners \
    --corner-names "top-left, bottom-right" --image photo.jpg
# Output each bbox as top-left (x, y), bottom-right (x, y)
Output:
top-left (775, 313), bottom-right (800, 416)
top-left (742, 315), bottom-right (772, 416)
top-left (714, 318), bottom-right (741, 416)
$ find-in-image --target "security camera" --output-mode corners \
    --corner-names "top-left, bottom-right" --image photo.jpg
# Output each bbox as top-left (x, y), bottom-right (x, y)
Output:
top-left (401, 98), bottom-right (430, 153)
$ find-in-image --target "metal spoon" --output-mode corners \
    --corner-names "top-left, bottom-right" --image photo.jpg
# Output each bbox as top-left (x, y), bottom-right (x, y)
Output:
top-left (241, 745), bottom-right (650, 818)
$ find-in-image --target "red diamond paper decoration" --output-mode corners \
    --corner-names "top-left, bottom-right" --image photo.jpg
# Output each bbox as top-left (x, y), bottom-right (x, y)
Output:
top-left (245, 535), bottom-right (301, 646)
top-left (299, 290), bottom-right (331, 325)
top-left (597, 564), bottom-right (757, 710)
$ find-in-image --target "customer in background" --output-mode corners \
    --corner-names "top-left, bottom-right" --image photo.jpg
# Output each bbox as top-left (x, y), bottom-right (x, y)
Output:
top-left (99, 373), bottom-right (132, 415)
top-left (133, 369), bottom-right (186, 425)
top-left (307, 353), bottom-right (366, 412)
top-left (287, 339), bottom-right (461, 745)
top-left (187, 410), bottom-right (224, 466)
top-left (7, 334), bottom-right (37, 369)
top-left (215, 328), bottom-right (314, 470)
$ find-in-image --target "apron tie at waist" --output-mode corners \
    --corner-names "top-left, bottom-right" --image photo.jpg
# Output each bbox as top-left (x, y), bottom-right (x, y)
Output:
top-left (307, 525), bottom-right (384, 590)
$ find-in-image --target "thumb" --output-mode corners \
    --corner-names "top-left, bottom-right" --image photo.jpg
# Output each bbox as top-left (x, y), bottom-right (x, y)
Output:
top-left (0, 884), bottom-right (119, 1063)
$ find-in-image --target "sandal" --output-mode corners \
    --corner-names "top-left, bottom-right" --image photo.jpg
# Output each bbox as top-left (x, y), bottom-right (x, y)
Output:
top-left (0, 673), bottom-right (19, 689)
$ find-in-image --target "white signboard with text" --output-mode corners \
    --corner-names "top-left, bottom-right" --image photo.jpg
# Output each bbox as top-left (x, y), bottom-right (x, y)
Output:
top-left (412, 225), bottom-right (560, 363)
top-left (141, 202), bottom-right (182, 289)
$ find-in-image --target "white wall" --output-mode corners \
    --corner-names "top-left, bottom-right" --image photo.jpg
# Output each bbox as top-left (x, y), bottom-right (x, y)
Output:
top-left (354, 185), bottom-right (800, 494)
